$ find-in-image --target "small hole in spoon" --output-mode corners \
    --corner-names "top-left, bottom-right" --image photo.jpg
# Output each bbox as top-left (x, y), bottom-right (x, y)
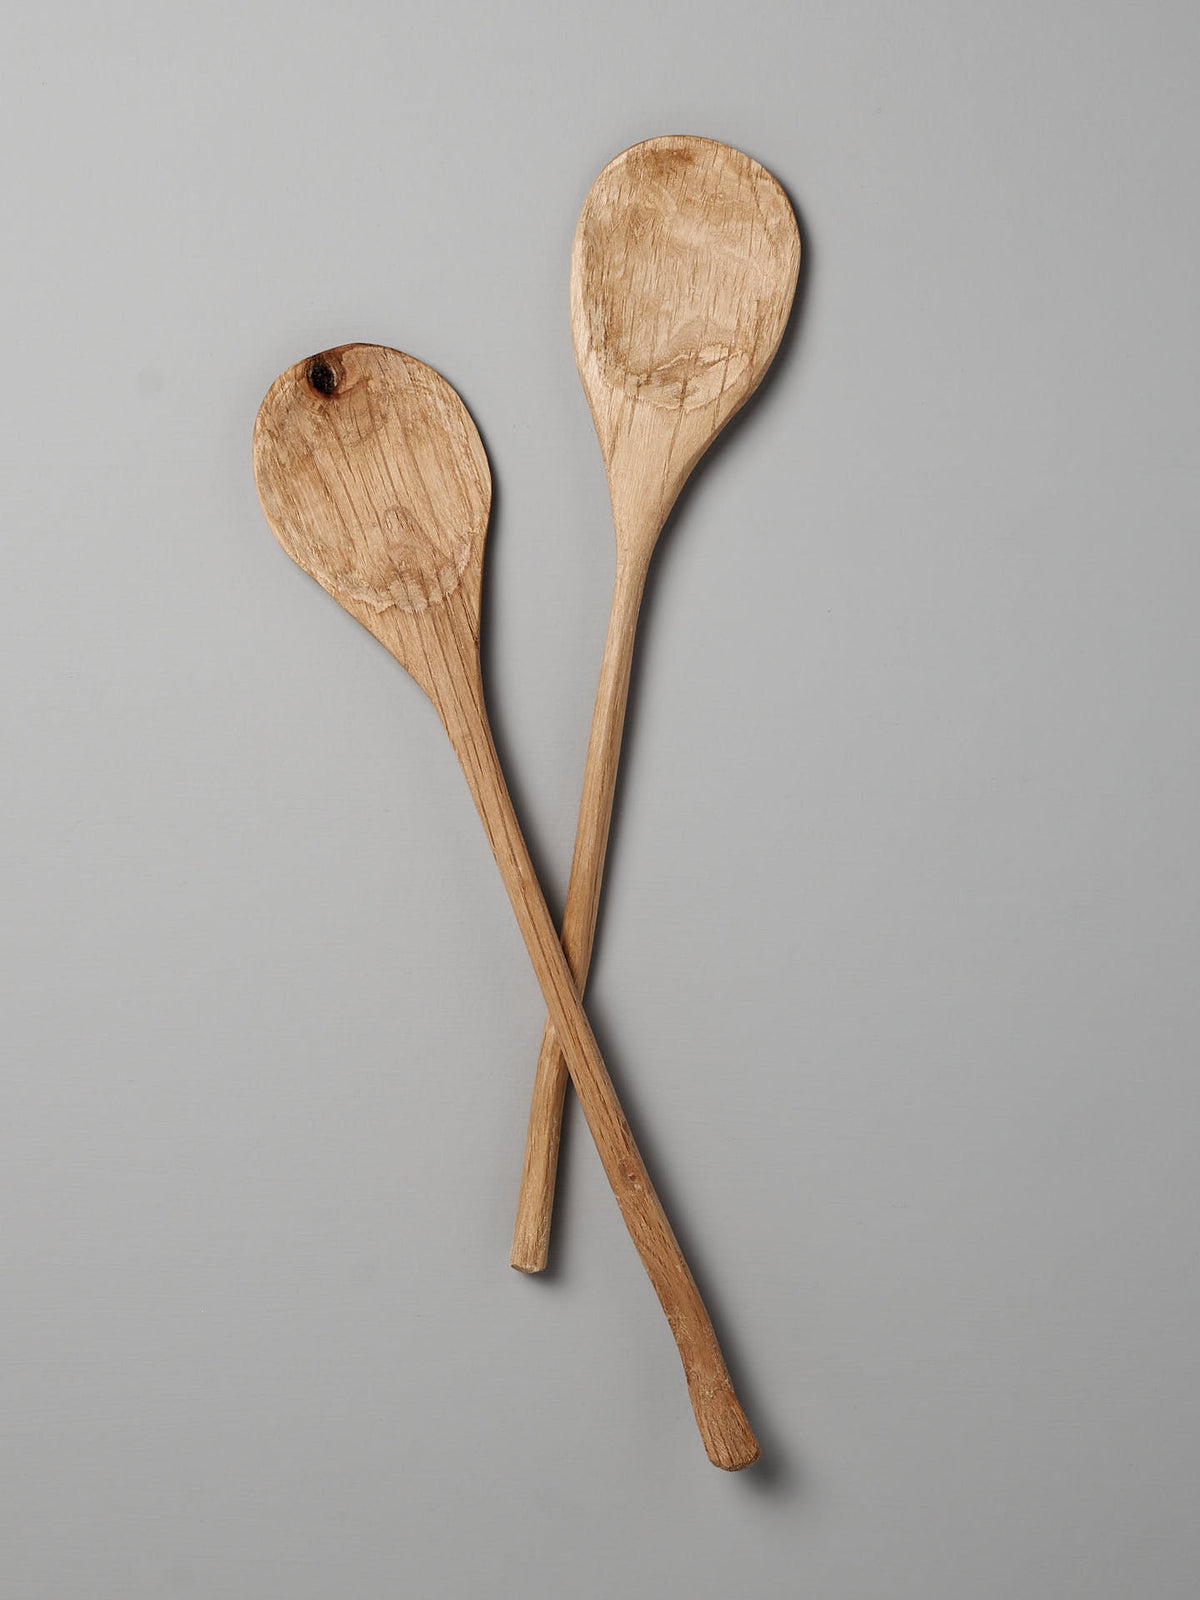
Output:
top-left (307, 357), bottom-right (339, 396)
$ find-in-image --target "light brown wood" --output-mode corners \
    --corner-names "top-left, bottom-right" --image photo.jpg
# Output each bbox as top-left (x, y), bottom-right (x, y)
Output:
top-left (511, 136), bottom-right (801, 1272)
top-left (252, 344), bottom-right (760, 1471)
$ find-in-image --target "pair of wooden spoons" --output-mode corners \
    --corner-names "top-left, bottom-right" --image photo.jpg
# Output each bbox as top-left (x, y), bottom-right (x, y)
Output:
top-left (253, 136), bottom-right (799, 1470)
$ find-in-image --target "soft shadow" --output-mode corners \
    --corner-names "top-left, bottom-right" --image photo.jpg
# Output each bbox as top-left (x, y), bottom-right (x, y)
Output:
top-left (588, 188), bottom-right (813, 1489)
top-left (572, 991), bottom-right (806, 1494)
top-left (475, 187), bottom-right (815, 1490)
top-left (472, 465), bottom-right (562, 907)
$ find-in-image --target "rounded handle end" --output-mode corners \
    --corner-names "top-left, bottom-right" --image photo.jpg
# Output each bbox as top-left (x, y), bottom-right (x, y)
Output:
top-left (688, 1370), bottom-right (762, 1472)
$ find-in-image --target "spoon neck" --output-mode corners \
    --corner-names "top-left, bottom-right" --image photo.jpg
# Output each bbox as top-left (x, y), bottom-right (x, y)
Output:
top-left (611, 544), bottom-right (651, 618)
top-left (404, 592), bottom-right (487, 761)
top-left (610, 493), bottom-right (667, 558)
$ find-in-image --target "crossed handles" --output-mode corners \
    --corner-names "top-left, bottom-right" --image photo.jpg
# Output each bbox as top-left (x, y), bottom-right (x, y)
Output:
top-left (511, 553), bottom-right (648, 1271)
top-left (424, 593), bottom-right (761, 1474)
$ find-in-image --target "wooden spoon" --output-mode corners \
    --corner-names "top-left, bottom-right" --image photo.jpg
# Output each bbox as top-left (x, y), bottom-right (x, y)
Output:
top-left (252, 344), bottom-right (760, 1470)
top-left (511, 136), bottom-right (801, 1271)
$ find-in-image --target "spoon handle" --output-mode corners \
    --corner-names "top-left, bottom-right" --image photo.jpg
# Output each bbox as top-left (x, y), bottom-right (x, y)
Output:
top-left (510, 554), bottom-right (648, 1272)
top-left (427, 609), bottom-right (757, 1470)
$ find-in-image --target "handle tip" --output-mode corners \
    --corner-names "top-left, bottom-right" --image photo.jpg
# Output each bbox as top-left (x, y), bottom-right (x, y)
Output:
top-left (510, 1219), bottom-right (550, 1275)
top-left (690, 1375), bottom-right (762, 1472)
top-left (703, 1418), bottom-right (762, 1473)
top-left (509, 1255), bottom-right (547, 1275)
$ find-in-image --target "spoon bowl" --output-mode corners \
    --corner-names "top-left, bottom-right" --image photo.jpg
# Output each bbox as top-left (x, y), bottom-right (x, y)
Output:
top-left (253, 344), bottom-right (490, 703)
top-left (572, 134), bottom-right (800, 546)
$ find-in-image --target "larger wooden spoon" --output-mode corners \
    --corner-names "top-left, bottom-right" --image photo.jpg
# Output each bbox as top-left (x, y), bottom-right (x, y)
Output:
top-left (511, 136), bottom-right (801, 1271)
top-left (253, 344), bottom-right (759, 1470)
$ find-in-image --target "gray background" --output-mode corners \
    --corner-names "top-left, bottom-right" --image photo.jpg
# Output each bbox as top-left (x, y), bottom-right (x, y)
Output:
top-left (3, 2), bottom-right (1198, 1595)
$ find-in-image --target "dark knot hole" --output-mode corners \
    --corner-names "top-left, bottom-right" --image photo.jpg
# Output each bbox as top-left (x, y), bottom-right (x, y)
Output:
top-left (307, 356), bottom-right (339, 397)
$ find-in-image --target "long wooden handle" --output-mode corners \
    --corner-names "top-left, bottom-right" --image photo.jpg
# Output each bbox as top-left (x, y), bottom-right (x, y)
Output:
top-left (434, 648), bottom-right (757, 1469)
top-left (511, 556), bottom-right (648, 1271)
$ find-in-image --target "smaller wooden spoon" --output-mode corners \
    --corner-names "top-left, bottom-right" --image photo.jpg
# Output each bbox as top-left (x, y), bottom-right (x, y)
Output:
top-left (253, 345), bottom-right (760, 1470)
top-left (511, 136), bottom-right (801, 1271)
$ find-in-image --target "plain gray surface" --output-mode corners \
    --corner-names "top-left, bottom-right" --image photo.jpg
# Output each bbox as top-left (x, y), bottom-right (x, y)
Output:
top-left (3, 1), bottom-right (1199, 1595)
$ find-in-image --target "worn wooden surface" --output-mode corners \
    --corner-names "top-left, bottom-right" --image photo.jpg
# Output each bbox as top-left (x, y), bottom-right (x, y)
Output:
top-left (253, 344), bottom-right (760, 1470)
top-left (511, 137), bottom-right (801, 1272)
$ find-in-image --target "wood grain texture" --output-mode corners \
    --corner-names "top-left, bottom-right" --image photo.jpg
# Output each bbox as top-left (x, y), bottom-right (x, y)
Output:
top-left (253, 345), bottom-right (759, 1470)
top-left (511, 136), bottom-right (801, 1271)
